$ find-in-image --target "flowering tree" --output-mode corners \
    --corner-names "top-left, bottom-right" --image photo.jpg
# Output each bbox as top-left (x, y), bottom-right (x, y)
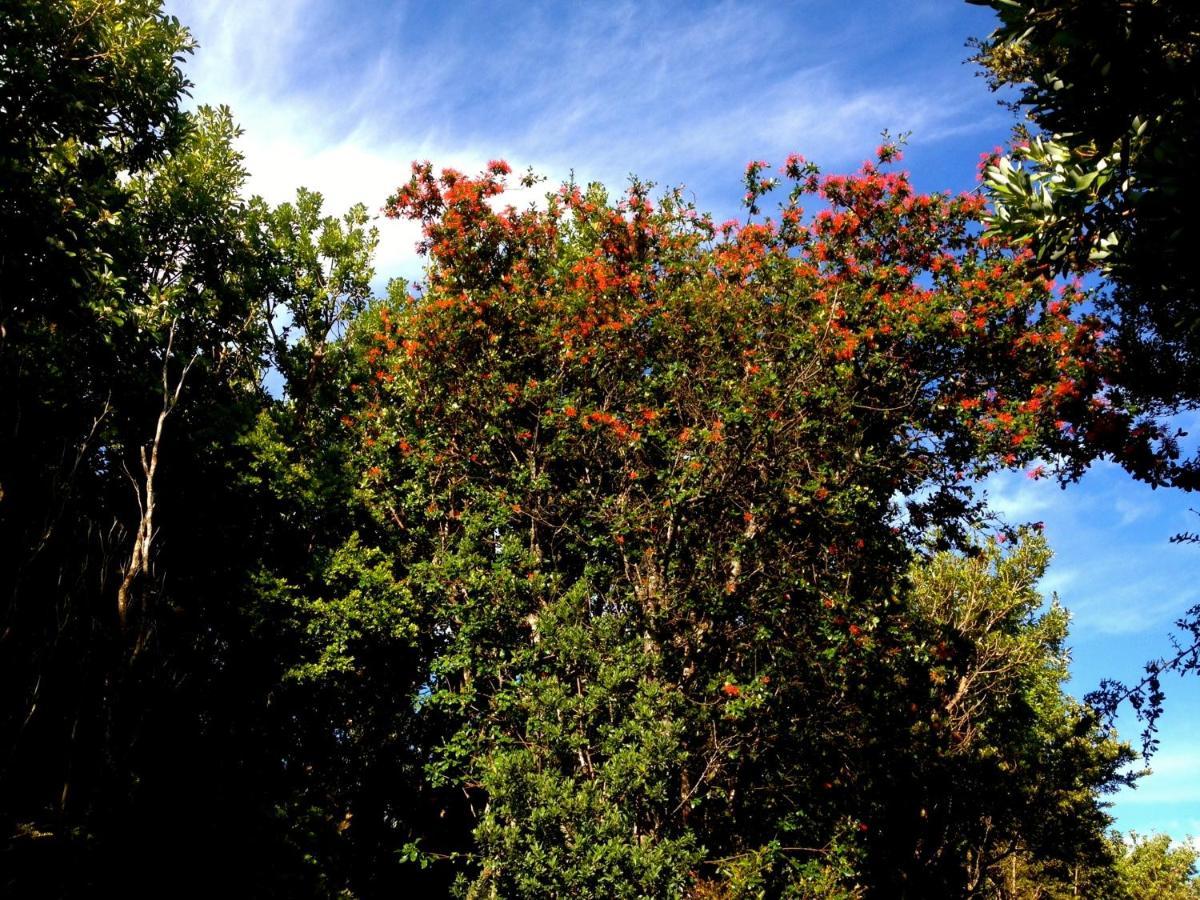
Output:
top-left (316, 150), bottom-right (1152, 894)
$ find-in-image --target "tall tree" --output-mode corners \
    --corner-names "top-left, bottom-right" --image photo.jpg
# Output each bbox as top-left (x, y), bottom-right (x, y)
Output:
top-left (234, 190), bottom-right (461, 896)
top-left (0, 5), bottom-right (301, 893)
top-left (898, 535), bottom-right (1133, 896)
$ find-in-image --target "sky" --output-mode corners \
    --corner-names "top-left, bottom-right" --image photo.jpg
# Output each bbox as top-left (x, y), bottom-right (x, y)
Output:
top-left (164, 0), bottom-right (1199, 844)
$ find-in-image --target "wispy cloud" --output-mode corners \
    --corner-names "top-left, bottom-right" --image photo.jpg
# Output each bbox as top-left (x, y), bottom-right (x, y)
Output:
top-left (166, 0), bottom-right (1005, 282)
top-left (987, 476), bottom-right (1057, 523)
top-left (1069, 582), bottom-right (1198, 637)
top-left (984, 465), bottom-right (1199, 638)
top-left (1118, 745), bottom-right (1200, 808)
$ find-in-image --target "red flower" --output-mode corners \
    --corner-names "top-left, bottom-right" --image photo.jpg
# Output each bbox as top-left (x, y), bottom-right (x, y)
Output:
top-left (721, 683), bottom-right (741, 697)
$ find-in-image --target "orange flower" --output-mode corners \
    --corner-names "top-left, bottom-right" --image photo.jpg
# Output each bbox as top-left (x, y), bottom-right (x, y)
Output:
top-left (721, 683), bottom-right (741, 697)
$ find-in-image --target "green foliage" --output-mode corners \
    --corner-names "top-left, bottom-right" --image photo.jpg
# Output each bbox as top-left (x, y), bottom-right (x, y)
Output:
top-left (970, 0), bottom-right (1200, 779)
top-left (0, 0), bottom-right (194, 314)
top-left (231, 190), bottom-right (456, 897)
top-left (906, 535), bottom-right (1135, 895)
top-left (258, 188), bottom-right (378, 410)
top-left (287, 534), bottom-right (422, 681)
top-left (980, 132), bottom-right (1126, 273)
top-left (1112, 832), bottom-right (1200, 899)
top-left (970, 0), bottom-right (1200, 413)
top-left (997, 831), bottom-right (1200, 898)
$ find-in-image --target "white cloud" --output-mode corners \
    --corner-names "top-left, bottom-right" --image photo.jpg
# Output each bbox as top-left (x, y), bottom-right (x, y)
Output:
top-left (1037, 565), bottom-right (1079, 599)
top-left (1115, 496), bottom-right (1154, 527)
top-left (1064, 575), bottom-right (1198, 636)
top-left (166, 0), bottom-right (1002, 284)
top-left (986, 476), bottom-right (1057, 523)
top-left (982, 465), bottom-right (1200, 638)
top-left (1119, 748), bottom-right (1200, 807)
top-left (169, 0), bottom-right (454, 281)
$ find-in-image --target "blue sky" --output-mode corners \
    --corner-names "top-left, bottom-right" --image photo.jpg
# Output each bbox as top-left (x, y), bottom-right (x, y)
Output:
top-left (166, 0), bottom-right (1199, 844)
